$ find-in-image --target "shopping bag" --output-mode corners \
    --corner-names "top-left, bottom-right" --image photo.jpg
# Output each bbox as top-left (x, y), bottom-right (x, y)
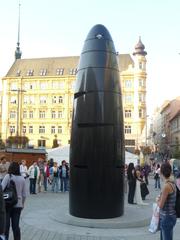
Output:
top-left (149, 203), bottom-right (160, 233)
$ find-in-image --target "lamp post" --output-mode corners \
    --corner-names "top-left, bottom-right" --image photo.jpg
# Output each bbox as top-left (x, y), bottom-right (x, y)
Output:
top-left (11, 88), bottom-right (26, 137)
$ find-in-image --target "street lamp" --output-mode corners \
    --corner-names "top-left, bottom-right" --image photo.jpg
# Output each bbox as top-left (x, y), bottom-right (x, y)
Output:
top-left (11, 88), bottom-right (26, 137)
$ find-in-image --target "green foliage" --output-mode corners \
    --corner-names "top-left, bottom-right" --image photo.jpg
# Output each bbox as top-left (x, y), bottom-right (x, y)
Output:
top-left (140, 146), bottom-right (151, 155)
top-left (6, 136), bottom-right (29, 147)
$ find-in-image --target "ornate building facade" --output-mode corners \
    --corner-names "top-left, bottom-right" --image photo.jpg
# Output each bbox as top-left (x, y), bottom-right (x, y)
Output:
top-left (1, 39), bottom-right (147, 150)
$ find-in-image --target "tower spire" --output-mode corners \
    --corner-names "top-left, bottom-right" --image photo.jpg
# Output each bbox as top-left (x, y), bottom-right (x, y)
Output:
top-left (15, 1), bottom-right (22, 60)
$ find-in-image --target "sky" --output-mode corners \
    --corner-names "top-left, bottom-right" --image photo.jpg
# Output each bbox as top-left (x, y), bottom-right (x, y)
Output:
top-left (0, 0), bottom-right (180, 115)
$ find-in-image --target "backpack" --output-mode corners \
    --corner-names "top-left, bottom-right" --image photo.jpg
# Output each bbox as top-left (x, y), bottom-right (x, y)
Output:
top-left (3, 175), bottom-right (18, 208)
top-left (175, 185), bottom-right (180, 218)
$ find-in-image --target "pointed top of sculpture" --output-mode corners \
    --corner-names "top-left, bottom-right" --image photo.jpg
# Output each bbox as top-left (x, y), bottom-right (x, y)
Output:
top-left (86, 24), bottom-right (113, 41)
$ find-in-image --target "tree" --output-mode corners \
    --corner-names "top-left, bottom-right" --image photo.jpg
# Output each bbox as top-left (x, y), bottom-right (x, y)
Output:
top-left (6, 136), bottom-right (29, 148)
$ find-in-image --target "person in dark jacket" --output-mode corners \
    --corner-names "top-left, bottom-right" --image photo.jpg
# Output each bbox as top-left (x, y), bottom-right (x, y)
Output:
top-left (127, 162), bottom-right (136, 204)
top-left (59, 160), bottom-right (69, 192)
top-left (0, 185), bottom-right (6, 240)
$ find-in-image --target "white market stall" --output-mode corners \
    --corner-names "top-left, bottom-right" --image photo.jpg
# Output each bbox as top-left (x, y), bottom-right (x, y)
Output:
top-left (46, 145), bottom-right (139, 166)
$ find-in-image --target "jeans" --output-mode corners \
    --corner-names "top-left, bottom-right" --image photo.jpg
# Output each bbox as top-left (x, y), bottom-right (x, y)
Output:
top-left (29, 178), bottom-right (37, 194)
top-left (5, 207), bottom-right (22, 240)
top-left (43, 176), bottom-right (48, 191)
top-left (155, 178), bottom-right (161, 189)
top-left (160, 214), bottom-right (176, 240)
top-left (52, 177), bottom-right (59, 192)
top-left (60, 178), bottom-right (68, 192)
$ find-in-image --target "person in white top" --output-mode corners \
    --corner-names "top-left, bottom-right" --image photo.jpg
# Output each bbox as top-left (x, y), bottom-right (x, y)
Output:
top-left (134, 168), bottom-right (148, 205)
top-left (154, 163), bottom-right (161, 189)
top-left (19, 160), bottom-right (28, 178)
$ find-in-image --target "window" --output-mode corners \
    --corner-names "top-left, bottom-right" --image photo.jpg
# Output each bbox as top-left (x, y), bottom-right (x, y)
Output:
top-left (40, 69), bottom-right (47, 76)
top-left (29, 126), bottom-right (33, 134)
top-left (29, 96), bottom-right (35, 104)
top-left (125, 125), bottom-right (131, 134)
top-left (58, 126), bottom-right (62, 134)
top-left (29, 111), bottom-right (33, 119)
top-left (23, 111), bottom-right (27, 118)
top-left (39, 126), bottom-right (45, 134)
top-left (39, 111), bottom-right (45, 118)
top-left (10, 111), bottom-right (16, 119)
top-left (59, 82), bottom-right (64, 89)
top-left (10, 96), bottom-right (17, 104)
top-left (69, 68), bottom-right (77, 75)
top-left (27, 69), bottom-right (34, 76)
top-left (125, 139), bottom-right (135, 146)
top-left (22, 126), bottom-right (26, 134)
top-left (139, 62), bottom-right (142, 69)
top-left (58, 96), bottom-right (63, 104)
top-left (51, 111), bottom-right (56, 119)
top-left (71, 81), bottom-right (75, 90)
top-left (139, 79), bottom-right (144, 87)
top-left (51, 126), bottom-right (56, 134)
top-left (139, 93), bottom-right (145, 102)
top-left (40, 82), bottom-right (47, 90)
top-left (23, 96), bottom-right (28, 104)
top-left (124, 94), bottom-right (132, 103)
top-left (139, 109), bottom-right (144, 118)
top-left (40, 96), bottom-right (47, 104)
top-left (16, 70), bottom-right (21, 76)
top-left (52, 96), bottom-right (57, 103)
top-left (56, 68), bottom-right (64, 75)
top-left (58, 111), bottom-right (63, 118)
top-left (125, 110), bottom-right (132, 118)
top-left (10, 126), bottom-right (15, 134)
top-left (10, 83), bottom-right (18, 90)
top-left (125, 80), bottom-right (132, 88)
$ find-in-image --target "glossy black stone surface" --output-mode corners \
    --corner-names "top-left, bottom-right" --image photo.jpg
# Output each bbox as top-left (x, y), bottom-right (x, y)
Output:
top-left (69, 24), bottom-right (125, 219)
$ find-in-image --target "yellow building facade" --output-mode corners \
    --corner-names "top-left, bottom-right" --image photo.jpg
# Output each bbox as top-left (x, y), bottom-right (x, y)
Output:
top-left (1, 39), bottom-right (147, 150)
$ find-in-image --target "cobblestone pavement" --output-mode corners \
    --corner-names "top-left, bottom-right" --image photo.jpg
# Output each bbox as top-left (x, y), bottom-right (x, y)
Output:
top-left (8, 177), bottom-right (180, 240)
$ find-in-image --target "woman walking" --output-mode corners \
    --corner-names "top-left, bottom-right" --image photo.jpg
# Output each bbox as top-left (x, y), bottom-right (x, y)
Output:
top-left (1, 162), bottom-right (26, 240)
top-left (154, 163), bottom-right (161, 189)
top-left (127, 162), bottom-right (136, 204)
top-left (157, 162), bottom-right (176, 240)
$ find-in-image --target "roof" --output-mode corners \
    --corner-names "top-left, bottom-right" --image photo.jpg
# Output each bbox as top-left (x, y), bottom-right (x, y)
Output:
top-left (169, 109), bottom-right (180, 122)
top-left (5, 54), bottom-right (134, 77)
top-left (5, 148), bottom-right (47, 154)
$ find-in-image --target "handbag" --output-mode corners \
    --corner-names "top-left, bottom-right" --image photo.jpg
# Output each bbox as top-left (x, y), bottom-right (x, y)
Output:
top-left (149, 203), bottom-right (160, 233)
top-left (3, 175), bottom-right (18, 208)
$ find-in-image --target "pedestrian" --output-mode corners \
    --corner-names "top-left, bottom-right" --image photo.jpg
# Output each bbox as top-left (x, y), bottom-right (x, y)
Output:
top-left (127, 162), bottom-right (136, 204)
top-left (28, 161), bottom-right (40, 194)
top-left (0, 156), bottom-right (10, 183)
top-left (19, 160), bottom-right (28, 179)
top-left (50, 162), bottom-right (59, 193)
top-left (1, 162), bottom-right (26, 240)
top-left (176, 171), bottom-right (180, 190)
top-left (154, 163), bottom-right (161, 189)
top-left (156, 162), bottom-right (177, 240)
top-left (134, 166), bottom-right (148, 205)
top-left (59, 160), bottom-right (69, 192)
top-left (37, 158), bottom-right (45, 192)
top-left (0, 184), bottom-right (6, 240)
top-left (43, 161), bottom-right (50, 192)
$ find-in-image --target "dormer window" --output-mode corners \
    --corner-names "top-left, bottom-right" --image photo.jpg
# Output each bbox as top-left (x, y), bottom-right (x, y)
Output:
top-left (69, 68), bottom-right (77, 75)
top-left (56, 68), bottom-right (64, 75)
top-left (16, 70), bottom-right (21, 76)
top-left (40, 69), bottom-right (47, 76)
top-left (27, 69), bottom-right (34, 76)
